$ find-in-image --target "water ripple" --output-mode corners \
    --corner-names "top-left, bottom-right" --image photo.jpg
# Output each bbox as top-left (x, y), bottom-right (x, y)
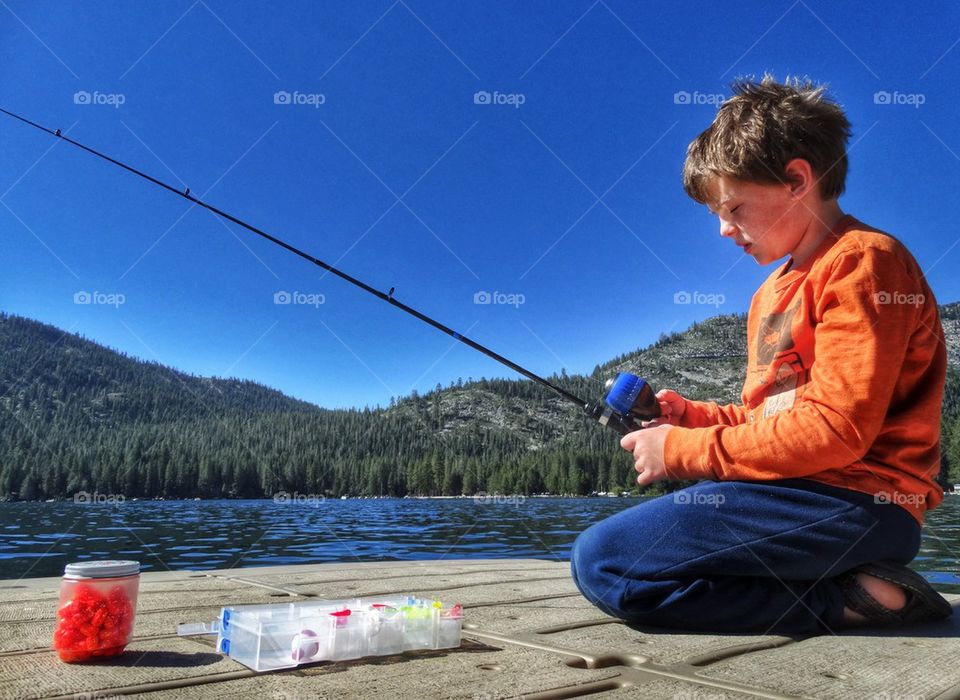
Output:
top-left (0, 497), bottom-right (956, 585)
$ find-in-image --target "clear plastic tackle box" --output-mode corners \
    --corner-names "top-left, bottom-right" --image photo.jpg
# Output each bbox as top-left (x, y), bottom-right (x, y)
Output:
top-left (178, 596), bottom-right (463, 672)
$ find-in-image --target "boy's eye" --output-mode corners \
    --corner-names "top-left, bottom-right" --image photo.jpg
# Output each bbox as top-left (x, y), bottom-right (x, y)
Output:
top-left (729, 205), bottom-right (741, 214)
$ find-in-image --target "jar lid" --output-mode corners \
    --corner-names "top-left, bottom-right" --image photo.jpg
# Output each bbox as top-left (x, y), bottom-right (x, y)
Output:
top-left (64, 560), bottom-right (140, 579)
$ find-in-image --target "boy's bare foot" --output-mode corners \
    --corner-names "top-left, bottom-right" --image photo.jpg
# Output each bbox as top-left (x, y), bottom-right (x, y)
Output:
top-left (842, 572), bottom-right (907, 625)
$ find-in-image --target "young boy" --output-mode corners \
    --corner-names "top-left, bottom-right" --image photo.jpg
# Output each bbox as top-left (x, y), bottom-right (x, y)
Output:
top-left (570, 76), bottom-right (954, 634)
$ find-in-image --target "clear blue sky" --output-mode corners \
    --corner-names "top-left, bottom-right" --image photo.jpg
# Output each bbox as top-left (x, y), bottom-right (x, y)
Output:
top-left (2, 1), bottom-right (959, 409)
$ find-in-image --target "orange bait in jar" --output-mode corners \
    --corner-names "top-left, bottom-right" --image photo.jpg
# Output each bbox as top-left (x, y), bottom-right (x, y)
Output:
top-left (53, 560), bottom-right (140, 662)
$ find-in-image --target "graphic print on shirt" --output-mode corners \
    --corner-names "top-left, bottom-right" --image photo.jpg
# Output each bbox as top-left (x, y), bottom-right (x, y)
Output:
top-left (755, 302), bottom-right (808, 417)
top-left (762, 352), bottom-right (807, 417)
top-left (756, 304), bottom-right (798, 365)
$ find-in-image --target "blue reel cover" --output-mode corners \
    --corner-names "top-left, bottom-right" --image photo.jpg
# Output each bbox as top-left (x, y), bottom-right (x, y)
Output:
top-left (605, 373), bottom-right (648, 415)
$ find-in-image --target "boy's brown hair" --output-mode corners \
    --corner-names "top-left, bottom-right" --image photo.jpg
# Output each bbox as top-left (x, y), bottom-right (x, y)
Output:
top-left (682, 75), bottom-right (851, 204)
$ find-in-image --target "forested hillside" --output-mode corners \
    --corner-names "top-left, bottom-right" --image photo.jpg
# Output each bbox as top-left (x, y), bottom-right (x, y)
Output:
top-left (2, 304), bottom-right (958, 500)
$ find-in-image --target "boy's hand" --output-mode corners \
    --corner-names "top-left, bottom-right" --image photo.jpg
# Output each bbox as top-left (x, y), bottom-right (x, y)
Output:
top-left (640, 389), bottom-right (687, 428)
top-left (621, 424), bottom-right (674, 486)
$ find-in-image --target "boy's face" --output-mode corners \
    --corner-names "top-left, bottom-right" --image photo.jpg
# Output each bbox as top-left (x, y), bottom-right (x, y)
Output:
top-left (705, 175), bottom-right (806, 266)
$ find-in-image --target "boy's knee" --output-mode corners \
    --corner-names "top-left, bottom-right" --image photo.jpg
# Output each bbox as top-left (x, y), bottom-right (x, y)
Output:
top-left (570, 501), bottom-right (669, 587)
top-left (570, 518), bottom-right (614, 578)
top-left (569, 527), bottom-right (594, 585)
top-left (569, 526), bottom-right (604, 594)
top-left (570, 520), bottom-right (642, 619)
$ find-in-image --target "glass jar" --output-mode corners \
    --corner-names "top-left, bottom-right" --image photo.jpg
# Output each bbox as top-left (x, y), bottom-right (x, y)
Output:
top-left (52, 560), bottom-right (140, 662)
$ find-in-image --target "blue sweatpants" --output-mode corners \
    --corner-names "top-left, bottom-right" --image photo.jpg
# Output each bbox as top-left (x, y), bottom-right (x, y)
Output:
top-left (569, 479), bottom-right (921, 634)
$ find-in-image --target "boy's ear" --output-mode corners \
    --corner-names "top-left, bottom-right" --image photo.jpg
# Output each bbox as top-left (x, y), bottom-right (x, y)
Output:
top-left (783, 158), bottom-right (815, 198)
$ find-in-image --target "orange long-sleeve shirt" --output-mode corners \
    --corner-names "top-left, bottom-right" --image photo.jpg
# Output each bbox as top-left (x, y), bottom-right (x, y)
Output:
top-left (663, 215), bottom-right (946, 524)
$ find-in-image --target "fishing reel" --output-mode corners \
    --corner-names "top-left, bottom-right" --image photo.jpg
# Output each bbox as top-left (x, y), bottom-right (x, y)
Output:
top-left (587, 372), bottom-right (662, 436)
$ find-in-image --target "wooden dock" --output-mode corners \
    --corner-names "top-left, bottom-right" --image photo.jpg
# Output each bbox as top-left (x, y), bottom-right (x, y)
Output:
top-left (0, 559), bottom-right (958, 699)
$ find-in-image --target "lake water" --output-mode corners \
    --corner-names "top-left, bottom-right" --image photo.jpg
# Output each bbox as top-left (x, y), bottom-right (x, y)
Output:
top-left (2, 496), bottom-right (959, 590)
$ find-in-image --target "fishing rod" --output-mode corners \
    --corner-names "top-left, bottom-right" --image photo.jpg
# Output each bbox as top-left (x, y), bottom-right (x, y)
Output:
top-left (0, 107), bottom-right (660, 435)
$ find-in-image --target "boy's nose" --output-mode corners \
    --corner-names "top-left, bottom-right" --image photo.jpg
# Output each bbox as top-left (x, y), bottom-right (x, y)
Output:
top-left (719, 219), bottom-right (738, 237)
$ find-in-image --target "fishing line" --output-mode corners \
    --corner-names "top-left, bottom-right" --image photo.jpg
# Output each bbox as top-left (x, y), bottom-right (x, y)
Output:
top-left (0, 107), bottom-right (659, 434)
